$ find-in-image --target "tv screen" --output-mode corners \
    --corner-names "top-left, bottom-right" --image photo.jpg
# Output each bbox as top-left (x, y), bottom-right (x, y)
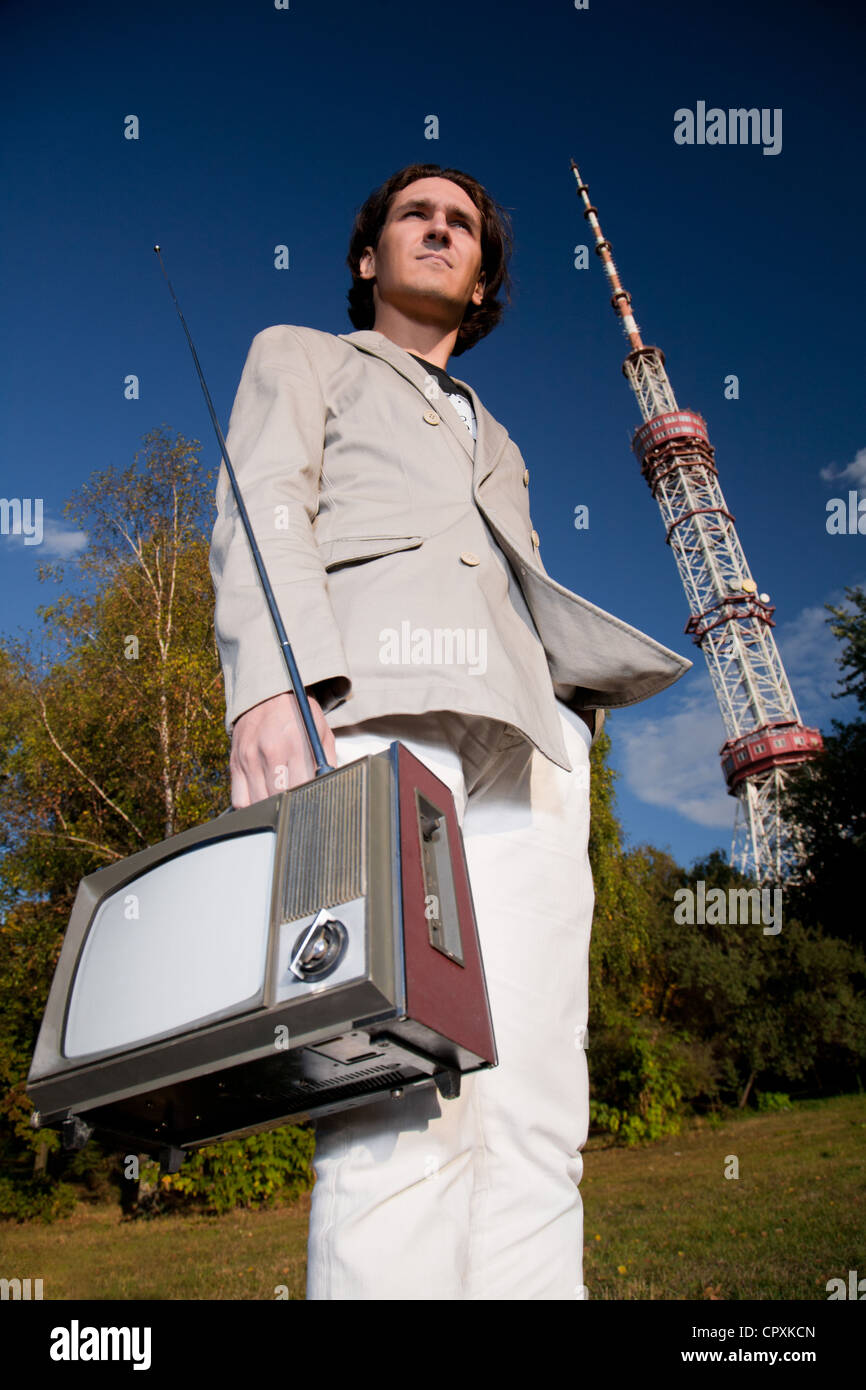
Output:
top-left (64, 831), bottom-right (276, 1058)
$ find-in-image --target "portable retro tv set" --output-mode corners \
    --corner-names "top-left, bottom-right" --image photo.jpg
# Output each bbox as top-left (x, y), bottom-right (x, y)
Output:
top-left (26, 251), bottom-right (497, 1172)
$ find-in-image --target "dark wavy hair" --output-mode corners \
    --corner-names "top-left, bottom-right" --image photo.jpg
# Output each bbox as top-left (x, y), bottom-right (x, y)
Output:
top-left (346, 164), bottom-right (513, 356)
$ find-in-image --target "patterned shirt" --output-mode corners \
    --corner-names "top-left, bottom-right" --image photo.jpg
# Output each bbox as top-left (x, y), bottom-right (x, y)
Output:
top-left (409, 353), bottom-right (477, 440)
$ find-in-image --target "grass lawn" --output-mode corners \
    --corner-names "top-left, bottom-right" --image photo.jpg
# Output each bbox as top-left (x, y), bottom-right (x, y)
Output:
top-left (581, 1092), bottom-right (866, 1300)
top-left (0, 1194), bottom-right (312, 1301)
top-left (2, 1093), bottom-right (863, 1300)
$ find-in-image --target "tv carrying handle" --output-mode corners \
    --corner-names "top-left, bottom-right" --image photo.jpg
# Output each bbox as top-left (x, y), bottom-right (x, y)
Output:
top-left (153, 246), bottom-right (333, 796)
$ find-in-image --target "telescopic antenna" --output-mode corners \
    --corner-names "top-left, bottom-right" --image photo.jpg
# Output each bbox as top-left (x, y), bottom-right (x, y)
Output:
top-left (153, 245), bottom-right (333, 777)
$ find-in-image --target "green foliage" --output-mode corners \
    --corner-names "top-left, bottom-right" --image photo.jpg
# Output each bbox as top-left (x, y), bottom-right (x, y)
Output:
top-left (781, 586), bottom-right (866, 943)
top-left (782, 718), bottom-right (866, 942)
top-left (155, 1125), bottom-right (316, 1215)
top-left (0, 429), bottom-right (235, 1206)
top-left (587, 726), bottom-right (679, 1026)
top-left (826, 585), bottom-right (866, 712)
top-left (589, 1012), bottom-right (701, 1144)
top-left (653, 853), bottom-right (866, 1104)
top-left (755, 1091), bottom-right (792, 1112)
top-left (585, 728), bottom-right (866, 1133)
top-left (0, 1175), bottom-right (77, 1223)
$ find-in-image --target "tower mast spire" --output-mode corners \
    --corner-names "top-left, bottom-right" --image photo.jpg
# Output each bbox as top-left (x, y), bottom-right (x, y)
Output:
top-left (569, 159), bottom-right (822, 882)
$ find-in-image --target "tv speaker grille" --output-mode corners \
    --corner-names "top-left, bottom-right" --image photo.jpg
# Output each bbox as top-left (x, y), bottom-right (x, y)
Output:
top-left (282, 760), bottom-right (367, 920)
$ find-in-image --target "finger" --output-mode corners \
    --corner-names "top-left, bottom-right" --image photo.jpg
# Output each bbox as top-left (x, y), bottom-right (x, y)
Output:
top-left (231, 763), bottom-right (251, 810)
top-left (275, 742), bottom-right (315, 794)
top-left (244, 739), bottom-right (277, 804)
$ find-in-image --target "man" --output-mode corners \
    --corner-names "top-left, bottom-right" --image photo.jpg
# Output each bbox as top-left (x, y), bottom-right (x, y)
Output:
top-left (209, 163), bottom-right (691, 1299)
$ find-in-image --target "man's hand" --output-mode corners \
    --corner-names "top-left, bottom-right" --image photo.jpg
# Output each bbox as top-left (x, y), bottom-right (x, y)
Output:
top-left (230, 690), bottom-right (338, 807)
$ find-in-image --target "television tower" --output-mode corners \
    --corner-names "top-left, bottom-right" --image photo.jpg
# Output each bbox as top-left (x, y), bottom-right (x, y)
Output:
top-left (570, 159), bottom-right (823, 883)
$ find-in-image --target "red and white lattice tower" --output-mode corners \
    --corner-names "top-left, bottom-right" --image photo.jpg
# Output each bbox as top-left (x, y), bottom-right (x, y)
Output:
top-left (570, 159), bottom-right (823, 883)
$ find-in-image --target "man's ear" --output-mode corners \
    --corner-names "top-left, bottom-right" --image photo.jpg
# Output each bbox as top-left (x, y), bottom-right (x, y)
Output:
top-left (471, 270), bottom-right (486, 306)
top-left (359, 247), bottom-right (376, 280)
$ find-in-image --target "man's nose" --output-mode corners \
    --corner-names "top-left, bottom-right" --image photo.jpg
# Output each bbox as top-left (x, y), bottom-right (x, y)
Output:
top-left (425, 212), bottom-right (451, 243)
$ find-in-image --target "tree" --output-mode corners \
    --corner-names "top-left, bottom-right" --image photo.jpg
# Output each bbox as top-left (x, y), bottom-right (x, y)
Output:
top-left (782, 585), bottom-right (866, 942)
top-left (654, 852), bottom-right (866, 1108)
top-left (586, 727), bottom-right (704, 1141)
top-left (0, 428), bottom-right (313, 1214)
top-left (826, 585), bottom-right (866, 709)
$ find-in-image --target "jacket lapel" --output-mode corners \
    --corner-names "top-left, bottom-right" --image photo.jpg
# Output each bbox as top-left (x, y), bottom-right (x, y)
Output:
top-left (338, 330), bottom-right (508, 488)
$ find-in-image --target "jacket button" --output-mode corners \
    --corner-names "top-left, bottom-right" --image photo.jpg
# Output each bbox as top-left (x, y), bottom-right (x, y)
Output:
top-left (423, 409), bottom-right (440, 425)
top-left (523, 469), bottom-right (529, 486)
top-left (530, 529), bottom-right (540, 549)
top-left (460, 551), bottom-right (481, 566)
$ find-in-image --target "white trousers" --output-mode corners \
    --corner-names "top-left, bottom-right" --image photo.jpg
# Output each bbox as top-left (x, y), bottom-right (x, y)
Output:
top-left (305, 699), bottom-right (594, 1300)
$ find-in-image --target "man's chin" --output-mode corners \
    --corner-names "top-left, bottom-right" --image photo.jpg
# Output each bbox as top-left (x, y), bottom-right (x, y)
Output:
top-left (387, 284), bottom-right (467, 322)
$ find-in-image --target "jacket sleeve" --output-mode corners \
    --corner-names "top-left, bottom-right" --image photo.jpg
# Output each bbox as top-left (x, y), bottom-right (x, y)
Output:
top-left (209, 326), bottom-right (351, 735)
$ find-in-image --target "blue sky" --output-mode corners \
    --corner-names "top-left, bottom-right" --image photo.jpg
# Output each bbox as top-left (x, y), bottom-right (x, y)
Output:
top-left (2, 0), bottom-right (863, 869)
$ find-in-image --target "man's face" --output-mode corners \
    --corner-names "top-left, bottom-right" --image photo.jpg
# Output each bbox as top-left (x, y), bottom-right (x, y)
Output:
top-left (359, 176), bottom-right (486, 330)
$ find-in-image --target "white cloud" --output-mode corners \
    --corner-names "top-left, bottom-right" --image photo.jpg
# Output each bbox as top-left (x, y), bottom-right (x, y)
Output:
top-left (616, 675), bottom-right (734, 828)
top-left (820, 444), bottom-right (866, 494)
top-left (773, 600), bottom-right (850, 718)
top-left (1, 515), bottom-right (88, 559)
top-left (38, 520), bottom-right (89, 559)
top-left (616, 583), bottom-right (865, 827)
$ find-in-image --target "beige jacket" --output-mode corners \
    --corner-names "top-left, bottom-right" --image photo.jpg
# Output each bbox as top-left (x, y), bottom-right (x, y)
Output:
top-left (209, 325), bottom-right (692, 772)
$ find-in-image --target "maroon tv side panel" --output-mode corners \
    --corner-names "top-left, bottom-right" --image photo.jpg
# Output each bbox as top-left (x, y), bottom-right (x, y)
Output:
top-left (396, 743), bottom-right (496, 1066)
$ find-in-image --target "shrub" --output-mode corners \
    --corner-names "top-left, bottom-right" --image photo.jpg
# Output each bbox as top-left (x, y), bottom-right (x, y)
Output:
top-left (588, 1015), bottom-right (689, 1144)
top-left (157, 1124), bottom-right (316, 1215)
top-left (0, 1175), bottom-right (77, 1223)
top-left (755, 1090), bottom-right (793, 1113)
